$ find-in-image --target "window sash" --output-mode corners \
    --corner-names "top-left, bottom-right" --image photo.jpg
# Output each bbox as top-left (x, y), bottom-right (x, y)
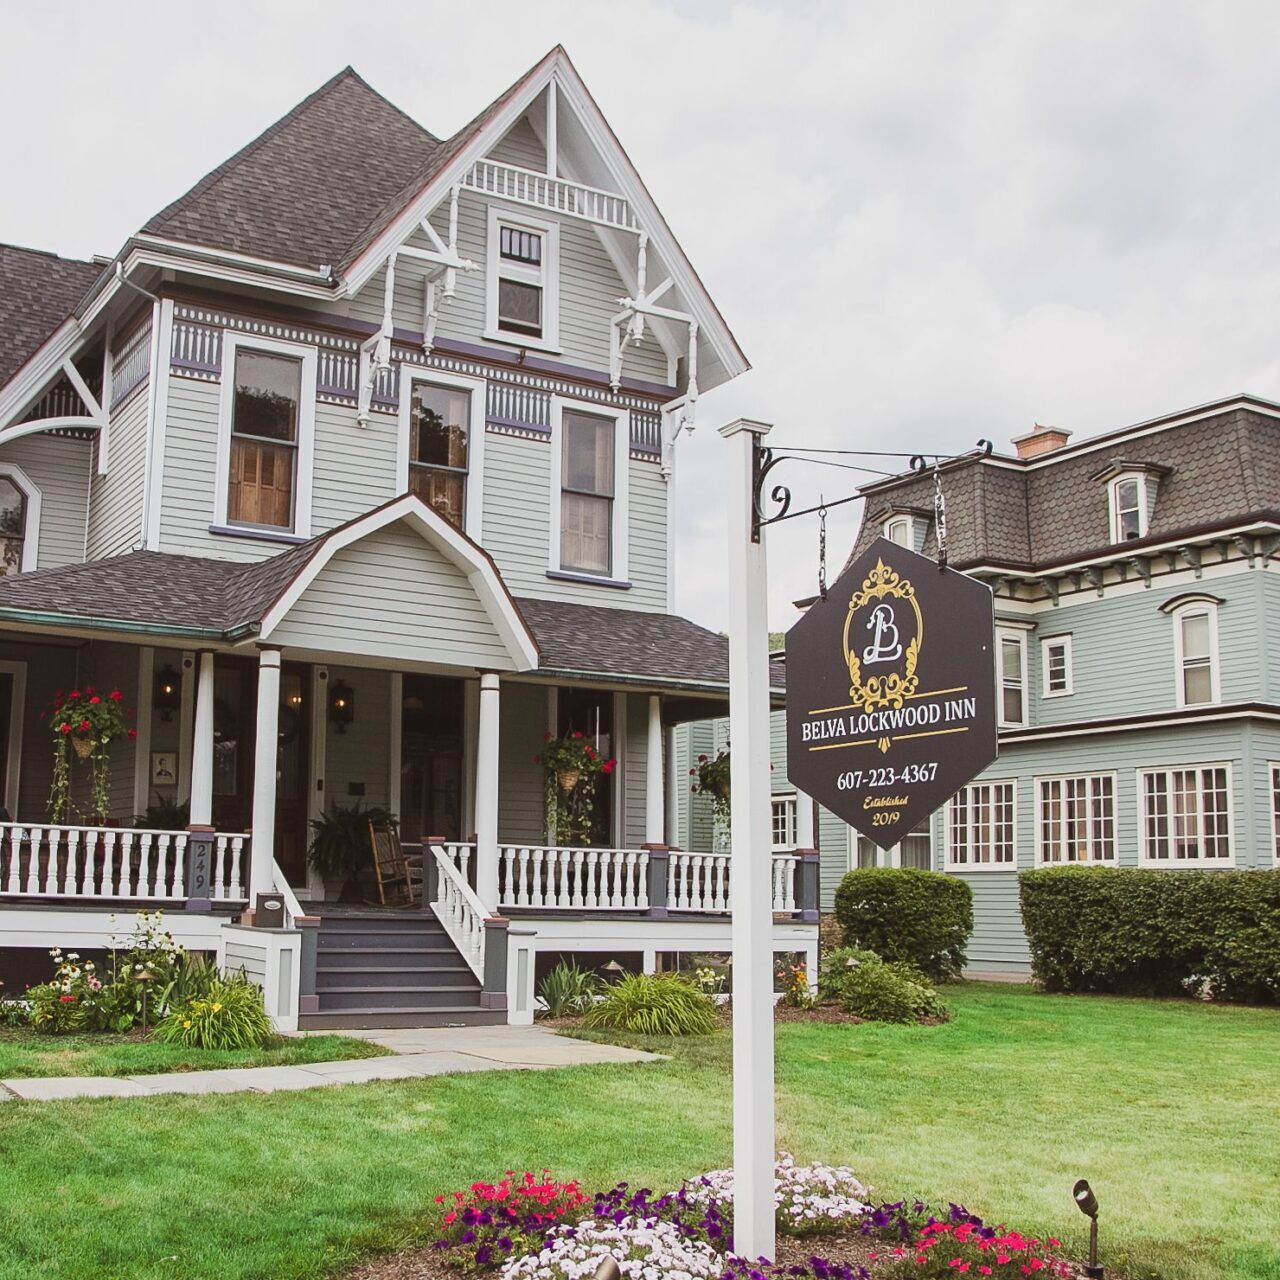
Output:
top-left (1038, 775), bottom-right (1115, 863)
top-left (770, 797), bottom-right (797, 851)
top-left (1114, 478), bottom-right (1143, 541)
top-left (1272, 764), bottom-right (1280, 863)
top-left (1045, 641), bottom-right (1069, 694)
top-left (408, 466), bottom-right (466, 528)
top-left (228, 350), bottom-right (301, 529)
top-left (885, 518), bottom-right (910, 547)
top-left (0, 478), bottom-right (26, 578)
top-left (1141, 767), bottom-right (1231, 862)
top-left (495, 220), bottom-right (548, 339)
top-left (948, 782), bottom-right (1014, 866)
top-left (560, 492), bottom-right (611, 574)
top-left (999, 634), bottom-right (1026, 725)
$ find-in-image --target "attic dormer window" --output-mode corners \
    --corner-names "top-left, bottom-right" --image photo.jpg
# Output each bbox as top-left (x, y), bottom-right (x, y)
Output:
top-left (487, 207), bottom-right (560, 350)
top-left (1110, 474), bottom-right (1147, 542)
top-left (885, 516), bottom-right (912, 547)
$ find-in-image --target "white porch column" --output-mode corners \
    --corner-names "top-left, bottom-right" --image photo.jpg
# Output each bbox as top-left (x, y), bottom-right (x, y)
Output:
top-left (189, 652), bottom-right (216, 827)
top-left (475, 671), bottom-right (500, 911)
top-left (720, 416), bottom-right (776, 1263)
top-left (249, 648), bottom-right (282, 900)
top-left (644, 694), bottom-right (664, 845)
top-left (664, 726), bottom-right (680, 847)
top-left (795, 789), bottom-right (815, 852)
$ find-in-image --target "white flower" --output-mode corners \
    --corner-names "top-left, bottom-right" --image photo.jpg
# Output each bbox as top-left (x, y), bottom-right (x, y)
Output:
top-left (501, 1217), bottom-right (721, 1280)
top-left (684, 1153), bottom-right (869, 1233)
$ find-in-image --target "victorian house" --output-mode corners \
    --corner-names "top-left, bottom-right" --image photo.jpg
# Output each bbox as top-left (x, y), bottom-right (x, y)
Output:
top-left (0, 48), bottom-right (817, 1027)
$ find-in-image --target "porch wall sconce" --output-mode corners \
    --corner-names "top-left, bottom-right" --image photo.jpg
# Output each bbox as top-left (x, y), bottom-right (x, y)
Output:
top-left (328, 679), bottom-right (355, 734)
top-left (153, 664), bottom-right (181, 722)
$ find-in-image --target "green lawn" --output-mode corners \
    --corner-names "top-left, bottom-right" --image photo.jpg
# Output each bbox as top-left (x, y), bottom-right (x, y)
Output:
top-left (0, 985), bottom-right (1275, 1280)
top-left (0, 1028), bottom-right (389, 1077)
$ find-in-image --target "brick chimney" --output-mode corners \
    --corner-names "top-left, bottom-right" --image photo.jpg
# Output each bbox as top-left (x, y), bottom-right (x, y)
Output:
top-left (1011, 423), bottom-right (1072, 460)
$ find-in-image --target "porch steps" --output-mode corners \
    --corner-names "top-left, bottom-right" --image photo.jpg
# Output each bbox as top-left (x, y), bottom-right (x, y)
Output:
top-left (299, 909), bottom-right (505, 1030)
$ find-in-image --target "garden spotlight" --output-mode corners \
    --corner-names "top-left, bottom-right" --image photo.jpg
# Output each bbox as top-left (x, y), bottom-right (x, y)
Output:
top-left (592, 1258), bottom-right (621, 1280)
top-left (137, 967), bottom-right (154, 1034)
top-left (1072, 1179), bottom-right (1102, 1279)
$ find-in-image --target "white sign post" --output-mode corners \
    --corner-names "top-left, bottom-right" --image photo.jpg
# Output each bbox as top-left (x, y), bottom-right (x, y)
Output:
top-left (718, 417), bottom-right (776, 1263)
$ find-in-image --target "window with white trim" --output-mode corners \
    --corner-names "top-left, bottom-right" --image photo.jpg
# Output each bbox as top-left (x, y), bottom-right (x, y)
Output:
top-left (997, 630), bottom-right (1028, 727)
top-left (771, 795), bottom-right (797, 851)
top-left (885, 516), bottom-right (912, 547)
top-left (947, 780), bottom-right (1015, 867)
top-left (853, 820), bottom-right (931, 870)
top-left (486, 208), bottom-right (559, 348)
top-left (1041, 635), bottom-right (1073, 698)
top-left (407, 381), bottom-right (471, 529)
top-left (1037, 773), bottom-right (1115, 864)
top-left (550, 399), bottom-right (629, 584)
top-left (1140, 765), bottom-right (1231, 863)
top-left (1110, 474), bottom-right (1148, 543)
top-left (0, 475), bottom-right (30, 576)
top-left (1271, 764), bottom-right (1280, 864)
top-left (1172, 602), bottom-right (1219, 707)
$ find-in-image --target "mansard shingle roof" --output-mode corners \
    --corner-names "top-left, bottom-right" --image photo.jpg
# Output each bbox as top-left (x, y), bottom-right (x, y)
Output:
top-left (0, 244), bottom-right (103, 386)
top-left (846, 398), bottom-right (1280, 574)
top-left (144, 68), bottom-right (442, 272)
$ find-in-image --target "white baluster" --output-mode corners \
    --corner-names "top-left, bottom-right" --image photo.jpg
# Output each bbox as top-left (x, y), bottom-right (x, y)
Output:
top-left (515, 847), bottom-right (529, 907)
top-left (150, 833), bottom-right (168, 897)
top-left (42, 827), bottom-right (60, 895)
top-left (77, 828), bottom-right (94, 896)
top-left (583, 850), bottom-right (599, 908)
top-left (785, 857), bottom-right (797, 912)
top-left (24, 827), bottom-right (43, 895)
top-left (172, 834), bottom-right (188, 899)
top-left (500, 846), bottom-right (515, 905)
top-left (636, 851), bottom-right (650, 910)
top-left (553, 849), bottom-right (568, 908)
top-left (676, 853), bottom-right (691, 911)
top-left (100, 830), bottom-right (118, 898)
top-left (212, 836), bottom-right (226, 900)
top-left (617, 851), bottom-right (631, 909)
top-left (567, 849), bottom-right (582, 907)
top-left (4, 827), bottom-right (21, 894)
top-left (137, 832), bottom-right (153, 898)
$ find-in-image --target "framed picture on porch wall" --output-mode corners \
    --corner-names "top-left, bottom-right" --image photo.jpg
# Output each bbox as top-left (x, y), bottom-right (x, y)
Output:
top-left (150, 752), bottom-right (177, 787)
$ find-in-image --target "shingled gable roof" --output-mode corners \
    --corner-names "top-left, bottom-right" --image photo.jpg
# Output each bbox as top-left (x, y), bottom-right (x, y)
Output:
top-left (0, 244), bottom-right (103, 386)
top-left (143, 67), bottom-right (442, 272)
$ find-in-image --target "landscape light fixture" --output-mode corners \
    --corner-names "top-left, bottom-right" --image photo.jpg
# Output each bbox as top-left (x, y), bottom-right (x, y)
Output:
top-left (592, 1259), bottom-right (621, 1280)
top-left (154, 664), bottom-right (181, 722)
top-left (603, 959), bottom-right (626, 977)
top-left (1072, 1178), bottom-right (1103, 1279)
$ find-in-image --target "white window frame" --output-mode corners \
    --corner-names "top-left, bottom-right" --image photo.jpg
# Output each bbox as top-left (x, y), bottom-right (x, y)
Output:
top-left (1034, 771), bottom-right (1117, 865)
top-left (997, 627), bottom-right (1029, 728)
top-left (884, 515), bottom-right (914, 548)
top-left (770, 793), bottom-right (797, 852)
top-left (0, 658), bottom-right (26, 818)
top-left (1138, 762), bottom-right (1234, 867)
top-left (1040, 634), bottom-right (1073, 698)
top-left (0, 463), bottom-right (42, 573)
top-left (1109, 472), bottom-right (1149, 543)
top-left (485, 205), bottom-right (561, 353)
top-left (1171, 599), bottom-right (1220, 708)
top-left (945, 779), bottom-right (1017, 870)
top-left (396, 366), bottom-right (486, 542)
top-left (213, 332), bottom-right (317, 539)
top-left (1270, 762), bottom-right (1280, 866)
top-left (548, 395), bottom-right (630, 586)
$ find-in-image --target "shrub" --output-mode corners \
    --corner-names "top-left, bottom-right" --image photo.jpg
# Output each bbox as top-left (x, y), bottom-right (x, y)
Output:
top-left (818, 947), bottom-right (949, 1024)
top-left (1019, 867), bottom-right (1280, 1002)
top-left (26, 982), bottom-right (85, 1033)
top-left (833, 868), bottom-right (973, 980)
top-left (155, 972), bottom-right (273, 1049)
top-left (537, 960), bottom-right (599, 1018)
top-left (583, 973), bottom-right (718, 1036)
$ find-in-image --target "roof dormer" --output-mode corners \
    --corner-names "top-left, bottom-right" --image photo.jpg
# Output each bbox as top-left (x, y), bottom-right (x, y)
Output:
top-left (1090, 459), bottom-right (1173, 544)
top-left (872, 504), bottom-right (931, 553)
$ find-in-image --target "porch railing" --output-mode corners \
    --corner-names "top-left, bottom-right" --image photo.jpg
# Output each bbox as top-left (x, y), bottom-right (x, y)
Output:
top-left (427, 843), bottom-right (487, 980)
top-left (666, 851), bottom-right (799, 914)
top-left (0, 823), bottom-right (248, 904)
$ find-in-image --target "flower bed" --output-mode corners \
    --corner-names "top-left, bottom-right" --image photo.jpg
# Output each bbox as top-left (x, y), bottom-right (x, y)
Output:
top-left (349, 1159), bottom-right (1084, 1280)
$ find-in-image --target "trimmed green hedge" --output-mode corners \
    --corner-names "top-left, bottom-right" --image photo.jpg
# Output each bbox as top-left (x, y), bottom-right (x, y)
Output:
top-left (1019, 866), bottom-right (1280, 1002)
top-left (833, 868), bottom-right (973, 980)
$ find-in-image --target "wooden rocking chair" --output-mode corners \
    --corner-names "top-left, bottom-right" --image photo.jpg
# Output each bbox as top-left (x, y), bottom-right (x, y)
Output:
top-left (367, 820), bottom-right (424, 907)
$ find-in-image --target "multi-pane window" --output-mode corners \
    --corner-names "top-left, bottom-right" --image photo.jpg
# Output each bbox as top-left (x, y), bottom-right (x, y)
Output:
top-left (227, 349), bottom-right (302, 530)
top-left (885, 517), bottom-right (911, 547)
top-left (947, 781), bottom-right (1015, 867)
top-left (560, 411), bottom-right (615, 575)
top-left (495, 219), bottom-right (548, 340)
top-left (1271, 764), bottom-right (1280, 864)
top-left (0, 477), bottom-right (27, 576)
top-left (408, 382), bottom-right (470, 528)
top-left (1042, 636), bottom-right (1072, 697)
top-left (1111, 476), bottom-right (1145, 542)
top-left (770, 795), bottom-right (797, 851)
top-left (1038, 774), bottom-right (1115, 863)
top-left (1141, 766), bottom-right (1231, 863)
top-left (854, 821), bottom-right (931, 869)
top-left (998, 632), bottom-right (1027, 727)
top-left (1176, 607), bottom-right (1217, 706)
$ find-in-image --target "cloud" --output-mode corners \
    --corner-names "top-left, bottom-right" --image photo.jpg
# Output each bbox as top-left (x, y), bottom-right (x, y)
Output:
top-left (4, 1), bottom-right (1280, 631)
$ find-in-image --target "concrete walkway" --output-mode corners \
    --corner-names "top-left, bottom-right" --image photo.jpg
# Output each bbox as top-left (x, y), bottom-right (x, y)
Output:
top-left (0, 1025), bottom-right (661, 1101)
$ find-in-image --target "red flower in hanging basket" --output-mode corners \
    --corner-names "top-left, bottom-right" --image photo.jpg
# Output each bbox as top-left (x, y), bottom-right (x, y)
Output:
top-left (89, 696), bottom-right (101, 706)
top-left (127, 728), bottom-right (138, 740)
top-left (109, 689), bottom-right (123, 701)
top-left (68, 689), bottom-right (81, 700)
top-left (602, 759), bottom-right (616, 775)
top-left (78, 719), bottom-right (90, 732)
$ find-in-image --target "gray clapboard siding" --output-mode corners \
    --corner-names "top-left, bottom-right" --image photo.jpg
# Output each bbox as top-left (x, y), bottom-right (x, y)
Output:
top-left (343, 119), bottom-right (668, 384)
top-left (269, 521), bottom-right (515, 668)
top-left (0, 433), bottom-right (91, 568)
top-left (224, 942), bottom-right (268, 985)
top-left (497, 681), bottom-right (547, 843)
top-left (323, 665), bottom-right (391, 812)
top-left (817, 808), bottom-right (849, 909)
top-left (86, 386), bottom-right (148, 559)
top-left (312, 401), bottom-right (398, 532)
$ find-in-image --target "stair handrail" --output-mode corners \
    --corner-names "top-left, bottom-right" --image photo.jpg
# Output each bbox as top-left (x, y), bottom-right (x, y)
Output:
top-left (272, 859), bottom-right (307, 928)
top-left (427, 842), bottom-right (488, 981)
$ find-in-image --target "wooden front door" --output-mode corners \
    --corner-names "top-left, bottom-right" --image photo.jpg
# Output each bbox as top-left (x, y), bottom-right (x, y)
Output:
top-left (209, 657), bottom-right (310, 883)
top-left (400, 675), bottom-right (464, 845)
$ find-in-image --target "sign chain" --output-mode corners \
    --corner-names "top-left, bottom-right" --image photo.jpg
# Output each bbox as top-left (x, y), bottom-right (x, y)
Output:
top-left (817, 498), bottom-right (828, 600)
top-left (933, 464), bottom-right (947, 570)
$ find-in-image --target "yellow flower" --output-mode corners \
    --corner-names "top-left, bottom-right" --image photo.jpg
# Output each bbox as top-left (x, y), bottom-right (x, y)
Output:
top-left (182, 1019), bottom-right (192, 1029)
top-left (210, 1003), bottom-right (222, 1013)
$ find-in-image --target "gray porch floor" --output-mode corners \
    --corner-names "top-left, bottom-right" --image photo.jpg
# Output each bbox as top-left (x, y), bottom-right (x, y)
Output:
top-left (0, 1025), bottom-right (661, 1101)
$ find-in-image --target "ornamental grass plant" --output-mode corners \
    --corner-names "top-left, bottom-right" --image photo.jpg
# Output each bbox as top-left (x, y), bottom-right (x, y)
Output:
top-left (537, 960), bottom-right (600, 1018)
top-left (583, 972), bottom-right (718, 1036)
top-left (156, 972), bottom-right (273, 1051)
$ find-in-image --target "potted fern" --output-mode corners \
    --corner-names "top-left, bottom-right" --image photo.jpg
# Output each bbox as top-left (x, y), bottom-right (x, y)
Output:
top-left (307, 801), bottom-right (395, 902)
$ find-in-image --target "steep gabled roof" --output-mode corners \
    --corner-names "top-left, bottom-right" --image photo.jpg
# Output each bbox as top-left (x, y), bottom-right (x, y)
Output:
top-left (143, 67), bottom-right (441, 271)
top-left (0, 244), bottom-right (102, 386)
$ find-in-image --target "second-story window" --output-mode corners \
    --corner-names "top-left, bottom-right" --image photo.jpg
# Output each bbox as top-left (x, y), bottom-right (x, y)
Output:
top-left (487, 208), bottom-right (559, 348)
top-left (408, 382), bottom-right (470, 529)
top-left (1174, 603), bottom-right (1219, 706)
top-left (1041, 635), bottom-right (1073, 697)
top-left (997, 630), bottom-right (1028, 727)
top-left (0, 476), bottom-right (28, 576)
top-left (1110, 475), bottom-right (1147, 542)
top-left (228, 350), bottom-right (302, 530)
top-left (560, 410), bottom-right (615, 576)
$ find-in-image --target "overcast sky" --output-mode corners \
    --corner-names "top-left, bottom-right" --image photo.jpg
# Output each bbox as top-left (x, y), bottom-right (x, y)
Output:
top-left (4, 1), bottom-right (1280, 631)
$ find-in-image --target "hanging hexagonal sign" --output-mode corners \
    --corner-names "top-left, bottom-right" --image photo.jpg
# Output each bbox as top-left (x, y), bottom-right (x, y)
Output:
top-left (785, 538), bottom-right (998, 850)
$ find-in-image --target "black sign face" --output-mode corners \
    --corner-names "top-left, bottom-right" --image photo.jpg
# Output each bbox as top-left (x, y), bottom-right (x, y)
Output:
top-left (785, 538), bottom-right (997, 850)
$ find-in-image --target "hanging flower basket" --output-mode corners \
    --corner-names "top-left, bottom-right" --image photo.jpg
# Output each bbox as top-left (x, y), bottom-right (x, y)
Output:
top-left (44, 684), bottom-right (136, 824)
top-left (71, 737), bottom-right (96, 761)
top-left (535, 730), bottom-right (617, 845)
top-left (691, 748), bottom-right (732, 829)
top-left (556, 768), bottom-right (582, 794)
